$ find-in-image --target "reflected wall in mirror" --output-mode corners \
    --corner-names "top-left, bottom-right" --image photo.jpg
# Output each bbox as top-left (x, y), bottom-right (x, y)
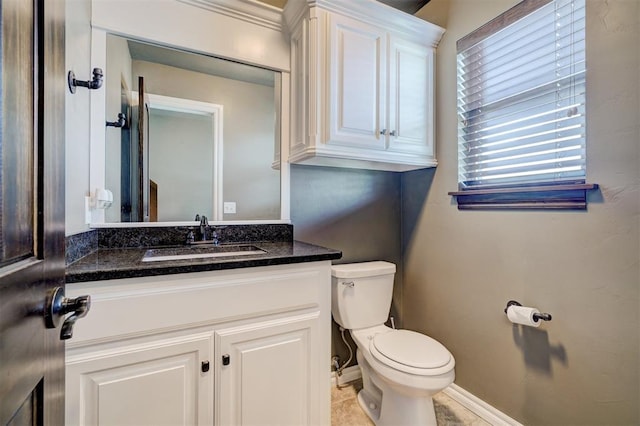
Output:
top-left (105, 34), bottom-right (281, 223)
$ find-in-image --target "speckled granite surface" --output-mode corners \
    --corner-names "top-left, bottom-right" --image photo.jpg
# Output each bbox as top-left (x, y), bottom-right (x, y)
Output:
top-left (66, 240), bottom-right (341, 283)
top-left (65, 230), bottom-right (98, 265)
top-left (96, 224), bottom-right (293, 248)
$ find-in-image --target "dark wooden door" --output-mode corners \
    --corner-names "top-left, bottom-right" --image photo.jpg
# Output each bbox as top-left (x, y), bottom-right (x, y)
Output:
top-left (0, 0), bottom-right (66, 424)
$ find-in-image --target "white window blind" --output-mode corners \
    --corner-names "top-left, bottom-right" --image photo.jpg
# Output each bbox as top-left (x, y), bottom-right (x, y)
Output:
top-left (457, 0), bottom-right (586, 189)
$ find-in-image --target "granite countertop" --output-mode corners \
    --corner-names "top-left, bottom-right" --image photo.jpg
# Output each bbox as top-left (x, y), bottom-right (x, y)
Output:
top-left (66, 240), bottom-right (342, 283)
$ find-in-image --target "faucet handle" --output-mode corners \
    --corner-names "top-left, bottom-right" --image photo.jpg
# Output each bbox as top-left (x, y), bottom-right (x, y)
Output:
top-left (186, 230), bottom-right (195, 244)
top-left (194, 214), bottom-right (200, 221)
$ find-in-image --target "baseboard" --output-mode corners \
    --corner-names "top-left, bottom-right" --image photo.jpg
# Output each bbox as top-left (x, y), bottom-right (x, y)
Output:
top-left (330, 365), bottom-right (361, 386)
top-left (443, 384), bottom-right (523, 426)
top-left (330, 367), bottom-right (522, 426)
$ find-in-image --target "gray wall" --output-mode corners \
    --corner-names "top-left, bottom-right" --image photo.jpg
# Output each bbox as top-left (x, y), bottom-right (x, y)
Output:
top-left (290, 164), bottom-right (403, 367)
top-left (400, 1), bottom-right (639, 424)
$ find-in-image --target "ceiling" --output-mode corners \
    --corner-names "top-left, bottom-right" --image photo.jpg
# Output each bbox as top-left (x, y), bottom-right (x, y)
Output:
top-left (377, 0), bottom-right (431, 14)
top-left (125, 38), bottom-right (276, 87)
top-left (259, 0), bottom-right (431, 15)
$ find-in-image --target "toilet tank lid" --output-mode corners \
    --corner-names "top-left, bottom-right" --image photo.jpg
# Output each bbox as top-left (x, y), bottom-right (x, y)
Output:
top-left (331, 261), bottom-right (396, 278)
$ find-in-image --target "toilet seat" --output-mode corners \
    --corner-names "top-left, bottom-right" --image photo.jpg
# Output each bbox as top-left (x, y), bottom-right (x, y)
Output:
top-left (370, 330), bottom-right (453, 376)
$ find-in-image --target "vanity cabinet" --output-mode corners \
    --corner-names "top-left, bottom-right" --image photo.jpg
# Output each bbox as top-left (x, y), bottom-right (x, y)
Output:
top-left (285, 0), bottom-right (445, 172)
top-left (66, 330), bottom-right (214, 425)
top-left (65, 262), bottom-right (331, 426)
top-left (216, 314), bottom-right (318, 425)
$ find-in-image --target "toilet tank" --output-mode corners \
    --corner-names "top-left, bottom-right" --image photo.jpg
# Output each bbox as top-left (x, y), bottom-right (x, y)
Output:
top-left (331, 261), bottom-right (396, 330)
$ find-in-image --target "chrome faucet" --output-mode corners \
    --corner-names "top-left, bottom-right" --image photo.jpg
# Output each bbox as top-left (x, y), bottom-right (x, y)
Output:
top-left (199, 215), bottom-right (209, 241)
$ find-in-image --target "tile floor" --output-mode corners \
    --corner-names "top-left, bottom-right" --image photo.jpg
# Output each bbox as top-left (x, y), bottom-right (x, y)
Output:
top-left (331, 380), bottom-right (491, 426)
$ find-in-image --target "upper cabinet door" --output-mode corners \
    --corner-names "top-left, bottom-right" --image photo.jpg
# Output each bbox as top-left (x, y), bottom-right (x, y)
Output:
top-left (328, 14), bottom-right (387, 150)
top-left (284, 0), bottom-right (444, 171)
top-left (388, 36), bottom-right (435, 157)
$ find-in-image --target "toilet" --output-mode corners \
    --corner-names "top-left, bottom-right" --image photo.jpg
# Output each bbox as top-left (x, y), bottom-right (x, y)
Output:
top-left (331, 261), bottom-right (455, 426)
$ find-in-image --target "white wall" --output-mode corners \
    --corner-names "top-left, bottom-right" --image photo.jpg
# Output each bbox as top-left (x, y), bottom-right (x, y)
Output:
top-left (65, 0), bottom-right (289, 233)
top-left (403, 1), bottom-right (640, 424)
top-left (65, 0), bottom-right (92, 235)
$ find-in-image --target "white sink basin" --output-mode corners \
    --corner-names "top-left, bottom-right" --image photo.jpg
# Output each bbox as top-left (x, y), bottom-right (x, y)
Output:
top-left (142, 245), bottom-right (266, 263)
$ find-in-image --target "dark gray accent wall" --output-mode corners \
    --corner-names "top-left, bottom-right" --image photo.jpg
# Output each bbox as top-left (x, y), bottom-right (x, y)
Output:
top-left (290, 164), bottom-right (403, 368)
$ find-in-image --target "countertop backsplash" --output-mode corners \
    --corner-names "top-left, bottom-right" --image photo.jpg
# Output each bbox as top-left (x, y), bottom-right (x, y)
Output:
top-left (65, 224), bottom-right (294, 266)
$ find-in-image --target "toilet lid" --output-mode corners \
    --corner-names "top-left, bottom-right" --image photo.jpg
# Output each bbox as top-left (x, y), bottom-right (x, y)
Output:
top-left (372, 330), bottom-right (451, 370)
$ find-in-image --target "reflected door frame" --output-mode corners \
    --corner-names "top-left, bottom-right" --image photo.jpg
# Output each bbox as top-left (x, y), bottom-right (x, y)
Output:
top-left (143, 93), bottom-right (224, 221)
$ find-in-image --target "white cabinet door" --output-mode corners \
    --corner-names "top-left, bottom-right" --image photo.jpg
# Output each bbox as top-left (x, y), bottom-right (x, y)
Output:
top-left (388, 36), bottom-right (435, 157)
top-left (216, 313), bottom-right (323, 426)
top-left (328, 13), bottom-right (386, 150)
top-left (66, 332), bottom-right (214, 426)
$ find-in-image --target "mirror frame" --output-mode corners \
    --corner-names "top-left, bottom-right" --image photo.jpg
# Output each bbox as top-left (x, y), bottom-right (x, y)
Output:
top-left (88, 0), bottom-right (290, 227)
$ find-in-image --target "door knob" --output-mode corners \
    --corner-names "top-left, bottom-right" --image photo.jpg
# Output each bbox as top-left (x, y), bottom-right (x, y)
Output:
top-left (44, 286), bottom-right (91, 340)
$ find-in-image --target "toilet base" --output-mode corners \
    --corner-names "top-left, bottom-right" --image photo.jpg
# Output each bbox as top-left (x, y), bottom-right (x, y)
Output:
top-left (358, 379), bottom-right (438, 426)
top-left (357, 389), bottom-right (381, 422)
top-left (356, 350), bottom-right (442, 426)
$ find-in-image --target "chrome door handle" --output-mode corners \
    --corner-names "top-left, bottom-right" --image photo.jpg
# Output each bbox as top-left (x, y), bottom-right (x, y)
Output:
top-left (389, 130), bottom-right (396, 136)
top-left (44, 286), bottom-right (91, 340)
top-left (379, 129), bottom-right (387, 135)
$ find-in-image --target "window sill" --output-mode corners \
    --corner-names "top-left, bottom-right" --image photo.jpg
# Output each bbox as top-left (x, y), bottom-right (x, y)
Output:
top-left (448, 183), bottom-right (599, 211)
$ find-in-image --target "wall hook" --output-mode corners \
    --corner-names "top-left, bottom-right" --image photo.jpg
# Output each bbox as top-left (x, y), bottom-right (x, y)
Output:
top-left (68, 68), bottom-right (103, 94)
top-left (106, 113), bottom-right (127, 128)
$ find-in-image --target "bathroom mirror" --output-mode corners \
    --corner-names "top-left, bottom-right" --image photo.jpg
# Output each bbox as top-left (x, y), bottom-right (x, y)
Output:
top-left (104, 34), bottom-right (281, 223)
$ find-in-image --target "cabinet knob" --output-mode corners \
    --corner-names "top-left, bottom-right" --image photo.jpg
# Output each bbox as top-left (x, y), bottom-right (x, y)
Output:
top-left (390, 130), bottom-right (396, 136)
top-left (201, 361), bottom-right (210, 373)
top-left (379, 129), bottom-right (387, 135)
top-left (222, 354), bottom-right (231, 366)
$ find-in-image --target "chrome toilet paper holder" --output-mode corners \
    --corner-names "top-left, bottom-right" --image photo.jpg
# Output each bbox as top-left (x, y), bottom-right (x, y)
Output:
top-left (504, 300), bottom-right (552, 322)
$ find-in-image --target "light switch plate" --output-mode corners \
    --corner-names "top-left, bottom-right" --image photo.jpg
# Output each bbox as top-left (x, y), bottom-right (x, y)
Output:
top-left (224, 202), bottom-right (236, 214)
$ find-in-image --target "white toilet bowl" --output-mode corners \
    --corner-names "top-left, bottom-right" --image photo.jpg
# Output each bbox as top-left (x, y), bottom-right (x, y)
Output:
top-left (331, 261), bottom-right (455, 426)
top-left (350, 325), bottom-right (455, 426)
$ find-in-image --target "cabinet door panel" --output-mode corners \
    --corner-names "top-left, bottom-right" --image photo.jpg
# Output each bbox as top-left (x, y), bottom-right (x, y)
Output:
top-left (66, 333), bottom-right (213, 426)
top-left (216, 314), bottom-right (320, 426)
top-left (388, 37), bottom-right (434, 156)
top-left (328, 14), bottom-right (386, 149)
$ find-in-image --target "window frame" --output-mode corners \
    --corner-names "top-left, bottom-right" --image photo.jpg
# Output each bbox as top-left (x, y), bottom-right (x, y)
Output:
top-left (448, 0), bottom-right (597, 210)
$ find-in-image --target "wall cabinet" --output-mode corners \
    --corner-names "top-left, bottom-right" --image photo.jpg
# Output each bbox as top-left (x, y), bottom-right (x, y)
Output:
top-left (65, 262), bottom-right (331, 426)
top-left (285, 0), bottom-right (445, 172)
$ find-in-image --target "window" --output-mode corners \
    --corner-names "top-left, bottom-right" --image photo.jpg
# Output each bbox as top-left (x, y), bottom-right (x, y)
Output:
top-left (449, 0), bottom-right (597, 210)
